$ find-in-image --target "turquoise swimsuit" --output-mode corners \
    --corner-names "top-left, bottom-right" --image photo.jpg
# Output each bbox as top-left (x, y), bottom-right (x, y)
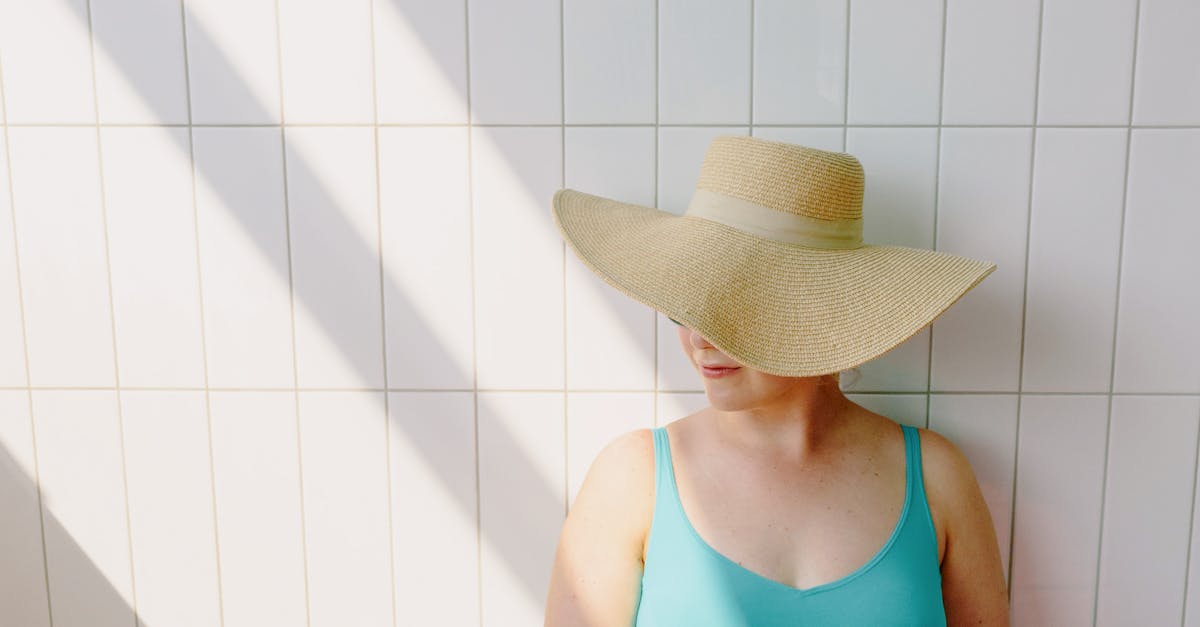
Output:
top-left (634, 424), bottom-right (946, 626)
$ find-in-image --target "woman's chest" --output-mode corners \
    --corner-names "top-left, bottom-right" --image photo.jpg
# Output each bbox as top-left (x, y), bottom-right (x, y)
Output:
top-left (671, 447), bottom-right (908, 590)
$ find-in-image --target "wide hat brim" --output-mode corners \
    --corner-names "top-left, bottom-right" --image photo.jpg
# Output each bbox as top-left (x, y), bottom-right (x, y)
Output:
top-left (551, 188), bottom-right (997, 378)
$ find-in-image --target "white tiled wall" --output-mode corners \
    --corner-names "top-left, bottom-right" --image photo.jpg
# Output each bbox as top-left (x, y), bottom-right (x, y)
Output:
top-left (0, 1), bottom-right (1197, 626)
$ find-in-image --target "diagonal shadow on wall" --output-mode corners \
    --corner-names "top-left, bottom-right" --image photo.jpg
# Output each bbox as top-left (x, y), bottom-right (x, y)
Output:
top-left (0, 0), bottom-right (664, 625)
top-left (0, 435), bottom-right (135, 627)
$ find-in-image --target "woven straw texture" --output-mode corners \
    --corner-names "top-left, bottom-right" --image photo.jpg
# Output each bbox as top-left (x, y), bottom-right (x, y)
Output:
top-left (550, 187), bottom-right (997, 378)
top-left (695, 135), bottom-right (864, 222)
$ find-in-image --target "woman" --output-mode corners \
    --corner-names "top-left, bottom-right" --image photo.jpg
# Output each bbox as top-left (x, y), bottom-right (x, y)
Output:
top-left (543, 135), bottom-right (1010, 625)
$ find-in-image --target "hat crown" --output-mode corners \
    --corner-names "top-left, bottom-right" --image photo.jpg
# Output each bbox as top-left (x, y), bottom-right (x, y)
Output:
top-left (684, 135), bottom-right (866, 249)
top-left (695, 135), bottom-right (864, 222)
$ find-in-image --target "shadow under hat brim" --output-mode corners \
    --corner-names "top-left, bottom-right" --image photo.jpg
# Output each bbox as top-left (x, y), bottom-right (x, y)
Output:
top-left (551, 188), bottom-right (997, 378)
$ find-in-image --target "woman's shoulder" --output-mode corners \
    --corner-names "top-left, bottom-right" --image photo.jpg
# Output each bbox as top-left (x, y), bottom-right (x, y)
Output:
top-left (545, 427), bottom-right (656, 623)
top-left (910, 425), bottom-right (1011, 621)
top-left (590, 426), bottom-right (657, 497)
top-left (577, 427), bottom-right (658, 562)
top-left (910, 425), bottom-right (985, 566)
top-left (912, 426), bottom-right (978, 505)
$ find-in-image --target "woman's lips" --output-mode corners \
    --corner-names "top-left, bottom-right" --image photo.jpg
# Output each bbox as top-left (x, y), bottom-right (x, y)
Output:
top-left (701, 365), bottom-right (741, 378)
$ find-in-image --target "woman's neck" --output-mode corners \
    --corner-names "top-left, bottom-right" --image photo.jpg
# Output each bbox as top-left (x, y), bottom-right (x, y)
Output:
top-left (710, 383), bottom-right (857, 465)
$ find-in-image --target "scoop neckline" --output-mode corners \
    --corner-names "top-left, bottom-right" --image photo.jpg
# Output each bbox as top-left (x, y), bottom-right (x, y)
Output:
top-left (656, 423), bottom-right (912, 596)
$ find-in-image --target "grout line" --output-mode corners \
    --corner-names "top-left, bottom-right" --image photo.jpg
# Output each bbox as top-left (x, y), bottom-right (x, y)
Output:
top-left (1006, 0), bottom-right (1050, 607)
top-left (1183, 400), bottom-right (1200, 626)
top-left (6, 121), bottom-right (1199, 129)
top-left (560, 0), bottom-right (567, 526)
top-left (1092, 0), bottom-right (1141, 622)
top-left (1005, 0), bottom-right (1047, 602)
top-left (927, 0), bottom-right (949, 433)
top-left (653, 0), bottom-right (659, 430)
top-left (177, 0), bottom-right (226, 624)
top-left (748, 0), bottom-right (754, 131)
top-left (83, 0), bottom-right (142, 622)
top-left (841, 0), bottom-right (850, 164)
top-left (271, 1), bottom-right (312, 624)
top-left (0, 37), bottom-right (56, 627)
top-left (834, 0), bottom-right (849, 394)
top-left (460, 0), bottom-right (482, 623)
top-left (364, 0), bottom-right (398, 624)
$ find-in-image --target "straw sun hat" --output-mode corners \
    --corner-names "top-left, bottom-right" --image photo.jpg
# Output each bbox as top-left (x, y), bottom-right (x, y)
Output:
top-left (550, 134), bottom-right (997, 378)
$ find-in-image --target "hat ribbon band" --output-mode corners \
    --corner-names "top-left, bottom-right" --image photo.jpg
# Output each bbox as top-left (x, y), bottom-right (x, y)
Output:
top-left (684, 188), bottom-right (864, 249)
